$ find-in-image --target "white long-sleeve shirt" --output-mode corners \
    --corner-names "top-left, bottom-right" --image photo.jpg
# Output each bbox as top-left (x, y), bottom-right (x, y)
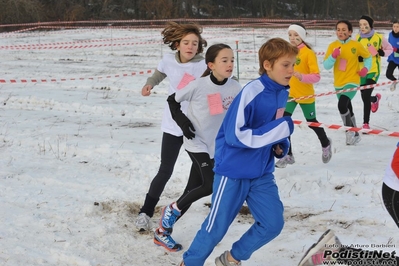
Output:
top-left (150, 53), bottom-right (207, 136)
top-left (175, 75), bottom-right (241, 158)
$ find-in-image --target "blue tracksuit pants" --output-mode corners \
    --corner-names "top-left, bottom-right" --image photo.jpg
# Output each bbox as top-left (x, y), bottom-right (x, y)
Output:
top-left (182, 173), bottom-right (284, 265)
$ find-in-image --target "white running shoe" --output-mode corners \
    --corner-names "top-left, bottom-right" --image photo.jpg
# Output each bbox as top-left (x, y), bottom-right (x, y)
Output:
top-left (298, 229), bottom-right (342, 266)
top-left (345, 131), bottom-right (361, 145)
top-left (321, 138), bottom-right (332, 163)
top-left (390, 82), bottom-right (397, 91)
top-left (135, 213), bottom-right (152, 232)
top-left (275, 154), bottom-right (295, 168)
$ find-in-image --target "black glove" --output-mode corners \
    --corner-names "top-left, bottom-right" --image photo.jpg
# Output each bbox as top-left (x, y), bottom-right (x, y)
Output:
top-left (358, 56), bottom-right (363, 62)
top-left (180, 120), bottom-right (196, 139)
top-left (167, 93), bottom-right (196, 139)
top-left (378, 49), bottom-right (385, 56)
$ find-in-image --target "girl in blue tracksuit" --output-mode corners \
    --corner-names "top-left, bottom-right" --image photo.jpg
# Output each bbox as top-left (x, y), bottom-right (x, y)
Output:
top-left (180, 38), bottom-right (297, 266)
top-left (386, 19), bottom-right (399, 91)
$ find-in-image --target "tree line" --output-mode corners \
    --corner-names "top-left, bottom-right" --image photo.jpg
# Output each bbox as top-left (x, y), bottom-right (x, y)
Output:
top-left (0, 0), bottom-right (397, 25)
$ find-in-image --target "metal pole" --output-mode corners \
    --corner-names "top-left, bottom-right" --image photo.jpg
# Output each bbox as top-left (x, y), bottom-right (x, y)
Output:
top-left (235, 40), bottom-right (239, 81)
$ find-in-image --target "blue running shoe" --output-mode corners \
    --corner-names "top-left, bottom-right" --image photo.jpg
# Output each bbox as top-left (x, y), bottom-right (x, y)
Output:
top-left (154, 228), bottom-right (182, 252)
top-left (160, 203), bottom-right (181, 234)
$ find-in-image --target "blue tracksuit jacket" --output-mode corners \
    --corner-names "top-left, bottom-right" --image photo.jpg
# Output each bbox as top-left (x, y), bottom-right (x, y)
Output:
top-left (213, 73), bottom-right (294, 179)
top-left (388, 32), bottom-right (399, 65)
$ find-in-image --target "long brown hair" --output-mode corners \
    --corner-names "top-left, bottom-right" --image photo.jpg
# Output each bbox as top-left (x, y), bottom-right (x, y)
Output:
top-left (161, 21), bottom-right (207, 54)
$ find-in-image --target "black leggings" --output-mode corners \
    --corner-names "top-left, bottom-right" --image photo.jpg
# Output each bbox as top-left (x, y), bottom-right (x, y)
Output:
top-left (283, 111), bottom-right (329, 155)
top-left (337, 95), bottom-right (354, 116)
top-left (139, 133), bottom-right (183, 217)
top-left (336, 183), bottom-right (399, 265)
top-left (360, 79), bottom-right (377, 124)
top-left (382, 182), bottom-right (399, 229)
top-left (176, 151), bottom-right (214, 218)
top-left (386, 61), bottom-right (399, 81)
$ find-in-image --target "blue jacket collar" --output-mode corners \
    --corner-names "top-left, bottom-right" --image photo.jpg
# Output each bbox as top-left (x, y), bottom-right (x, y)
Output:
top-left (259, 73), bottom-right (290, 92)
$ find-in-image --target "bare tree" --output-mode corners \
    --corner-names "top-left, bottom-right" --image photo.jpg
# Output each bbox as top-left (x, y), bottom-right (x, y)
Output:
top-left (0, 0), bottom-right (45, 24)
top-left (0, 0), bottom-right (397, 25)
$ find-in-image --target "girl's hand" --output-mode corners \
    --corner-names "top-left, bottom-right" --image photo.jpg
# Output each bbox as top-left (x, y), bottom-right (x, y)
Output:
top-left (358, 67), bottom-right (368, 77)
top-left (332, 47), bottom-right (341, 59)
top-left (293, 72), bottom-right (302, 81)
top-left (274, 144), bottom-right (283, 156)
top-left (141, 85), bottom-right (153, 96)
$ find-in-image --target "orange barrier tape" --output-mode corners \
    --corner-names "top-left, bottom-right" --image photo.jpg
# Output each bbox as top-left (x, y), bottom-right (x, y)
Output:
top-left (0, 70), bottom-right (153, 84)
top-left (289, 80), bottom-right (397, 102)
top-left (293, 120), bottom-right (399, 138)
top-left (236, 49), bottom-right (326, 56)
top-left (0, 41), bottom-right (162, 50)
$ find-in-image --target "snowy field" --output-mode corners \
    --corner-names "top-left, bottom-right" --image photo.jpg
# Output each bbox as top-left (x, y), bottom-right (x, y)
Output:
top-left (0, 26), bottom-right (399, 266)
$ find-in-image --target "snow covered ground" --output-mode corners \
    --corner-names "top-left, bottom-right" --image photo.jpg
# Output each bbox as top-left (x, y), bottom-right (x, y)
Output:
top-left (0, 26), bottom-right (398, 266)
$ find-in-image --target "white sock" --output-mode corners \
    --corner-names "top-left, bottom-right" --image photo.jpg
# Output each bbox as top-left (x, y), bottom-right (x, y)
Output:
top-left (172, 202), bottom-right (181, 212)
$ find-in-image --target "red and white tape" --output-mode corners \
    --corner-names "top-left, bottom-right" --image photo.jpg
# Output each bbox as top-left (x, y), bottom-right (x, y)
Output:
top-left (293, 120), bottom-right (399, 138)
top-left (236, 49), bottom-right (326, 56)
top-left (0, 70), bottom-right (153, 84)
top-left (0, 36), bottom-right (160, 49)
top-left (0, 18), bottom-right (320, 29)
top-left (0, 27), bottom-right (158, 38)
top-left (289, 80), bottom-right (397, 102)
top-left (0, 35), bottom-right (229, 50)
top-left (0, 41), bottom-right (161, 50)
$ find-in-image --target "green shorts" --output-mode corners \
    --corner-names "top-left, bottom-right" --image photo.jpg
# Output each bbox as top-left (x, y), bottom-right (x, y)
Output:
top-left (360, 72), bottom-right (379, 85)
top-left (336, 84), bottom-right (358, 100)
top-left (285, 100), bottom-right (317, 120)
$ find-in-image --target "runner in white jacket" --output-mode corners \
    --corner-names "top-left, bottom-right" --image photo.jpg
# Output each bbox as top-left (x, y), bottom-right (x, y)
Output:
top-left (135, 22), bottom-right (207, 232)
top-left (154, 43), bottom-right (242, 252)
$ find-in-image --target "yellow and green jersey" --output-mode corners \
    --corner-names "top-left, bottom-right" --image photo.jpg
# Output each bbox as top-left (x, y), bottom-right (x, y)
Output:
top-left (355, 33), bottom-right (383, 75)
top-left (324, 40), bottom-right (371, 87)
top-left (289, 45), bottom-right (319, 104)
